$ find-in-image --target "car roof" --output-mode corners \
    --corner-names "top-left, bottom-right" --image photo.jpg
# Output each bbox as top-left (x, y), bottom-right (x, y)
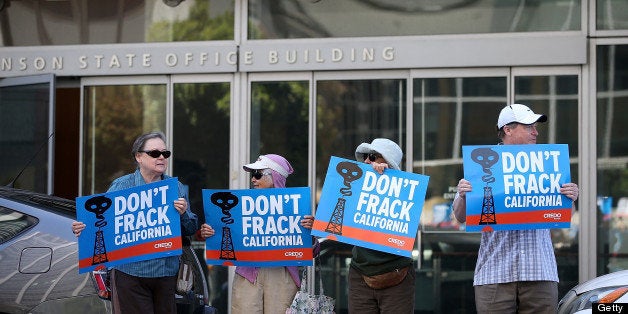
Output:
top-left (0, 186), bottom-right (76, 218)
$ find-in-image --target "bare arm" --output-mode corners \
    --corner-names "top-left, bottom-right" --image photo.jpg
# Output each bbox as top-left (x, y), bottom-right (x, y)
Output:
top-left (452, 179), bottom-right (471, 223)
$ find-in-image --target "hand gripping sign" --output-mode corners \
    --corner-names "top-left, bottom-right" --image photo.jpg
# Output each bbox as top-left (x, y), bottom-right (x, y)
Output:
top-left (311, 156), bottom-right (429, 257)
top-left (462, 144), bottom-right (573, 232)
top-left (202, 187), bottom-right (313, 267)
top-left (76, 178), bottom-right (182, 273)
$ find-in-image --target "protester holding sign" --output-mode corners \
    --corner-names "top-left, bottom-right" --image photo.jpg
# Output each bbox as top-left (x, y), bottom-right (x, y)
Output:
top-left (200, 154), bottom-right (316, 314)
top-left (71, 131), bottom-right (198, 314)
top-left (452, 104), bottom-right (579, 313)
top-left (347, 138), bottom-right (415, 314)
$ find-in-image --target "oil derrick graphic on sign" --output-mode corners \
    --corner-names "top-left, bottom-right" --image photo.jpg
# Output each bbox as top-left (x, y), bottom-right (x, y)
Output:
top-left (211, 192), bottom-right (238, 260)
top-left (480, 186), bottom-right (496, 224)
top-left (471, 148), bottom-right (499, 225)
top-left (325, 161), bottom-right (364, 235)
top-left (85, 195), bottom-right (112, 265)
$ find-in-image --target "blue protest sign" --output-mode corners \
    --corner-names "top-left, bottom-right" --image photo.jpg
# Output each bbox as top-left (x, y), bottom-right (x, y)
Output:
top-left (312, 156), bottom-right (429, 257)
top-left (76, 178), bottom-right (182, 273)
top-left (202, 187), bottom-right (313, 267)
top-left (462, 144), bottom-right (572, 232)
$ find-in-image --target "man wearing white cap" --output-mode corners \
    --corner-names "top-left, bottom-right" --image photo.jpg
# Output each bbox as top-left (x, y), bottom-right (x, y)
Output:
top-left (453, 104), bottom-right (580, 313)
top-left (348, 138), bottom-right (415, 313)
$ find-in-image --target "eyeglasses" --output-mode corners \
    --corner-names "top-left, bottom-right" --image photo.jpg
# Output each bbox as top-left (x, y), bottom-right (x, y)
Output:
top-left (363, 153), bottom-right (383, 162)
top-left (521, 123), bottom-right (537, 132)
top-left (505, 123), bottom-right (537, 133)
top-left (140, 150), bottom-right (171, 158)
top-left (252, 170), bottom-right (272, 180)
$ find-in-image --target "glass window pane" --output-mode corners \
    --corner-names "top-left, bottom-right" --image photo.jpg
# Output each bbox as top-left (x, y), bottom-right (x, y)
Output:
top-left (514, 74), bottom-right (580, 296)
top-left (172, 81), bottom-right (230, 219)
top-left (250, 81), bottom-right (309, 187)
top-left (316, 79), bottom-right (406, 173)
top-left (596, 0), bottom-right (628, 30)
top-left (315, 78), bottom-right (406, 312)
top-left (82, 84), bottom-right (166, 194)
top-left (172, 81), bottom-right (230, 314)
top-left (596, 44), bottom-right (628, 275)
top-left (1, 0), bottom-right (234, 47)
top-left (414, 77), bottom-right (507, 163)
top-left (514, 75), bottom-right (579, 156)
top-left (0, 82), bottom-right (51, 192)
top-left (0, 207), bottom-right (39, 245)
top-left (248, 0), bottom-right (580, 39)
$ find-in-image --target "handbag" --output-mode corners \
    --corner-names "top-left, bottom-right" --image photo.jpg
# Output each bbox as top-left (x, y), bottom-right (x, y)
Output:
top-left (286, 262), bottom-right (335, 314)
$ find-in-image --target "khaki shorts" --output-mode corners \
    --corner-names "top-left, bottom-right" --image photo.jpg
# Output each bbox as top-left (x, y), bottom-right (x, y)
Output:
top-left (231, 267), bottom-right (298, 314)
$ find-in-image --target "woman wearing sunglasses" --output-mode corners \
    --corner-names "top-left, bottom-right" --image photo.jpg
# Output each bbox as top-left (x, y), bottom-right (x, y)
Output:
top-left (72, 131), bottom-right (198, 314)
top-left (198, 153), bottom-right (316, 314)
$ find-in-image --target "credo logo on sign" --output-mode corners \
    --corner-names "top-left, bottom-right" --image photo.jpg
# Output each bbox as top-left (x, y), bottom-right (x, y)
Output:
top-left (388, 238), bottom-right (405, 247)
top-left (154, 242), bottom-right (173, 249)
top-left (285, 251), bottom-right (304, 258)
top-left (543, 212), bottom-right (562, 220)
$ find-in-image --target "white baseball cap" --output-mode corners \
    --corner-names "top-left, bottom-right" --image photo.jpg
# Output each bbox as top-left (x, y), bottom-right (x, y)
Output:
top-left (497, 104), bottom-right (547, 129)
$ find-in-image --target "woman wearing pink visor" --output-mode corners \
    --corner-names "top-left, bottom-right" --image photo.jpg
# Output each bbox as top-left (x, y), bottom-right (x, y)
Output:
top-left (199, 154), bottom-right (317, 314)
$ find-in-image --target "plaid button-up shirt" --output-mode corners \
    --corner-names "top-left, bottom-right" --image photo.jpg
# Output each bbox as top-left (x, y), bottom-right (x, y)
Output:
top-left (473, 229), bottom-right (558, 286)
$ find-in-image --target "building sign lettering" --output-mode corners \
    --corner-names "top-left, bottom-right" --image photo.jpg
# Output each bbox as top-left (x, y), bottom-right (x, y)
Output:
top-left (0, 42), bottom-right (397, 77)
top-left (0, 35), bottom-right (587, 77)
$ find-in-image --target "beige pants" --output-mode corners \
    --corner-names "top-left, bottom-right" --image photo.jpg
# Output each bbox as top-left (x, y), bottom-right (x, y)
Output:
top-left (231, 267), bottom-right (298, 314)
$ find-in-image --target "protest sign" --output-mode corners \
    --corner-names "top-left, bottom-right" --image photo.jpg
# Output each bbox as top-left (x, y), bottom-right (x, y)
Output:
top-left (311, 156), bottom-right (429, 257)
top-left (76, 178), bottom-right (182, 273)
top-left (202, 187), bottom-right (313, 267)
top-left (462, 144), bottom-right (572, 232)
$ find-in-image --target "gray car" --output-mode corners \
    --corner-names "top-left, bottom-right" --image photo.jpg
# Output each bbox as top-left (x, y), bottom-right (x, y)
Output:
top-left (0, 186), bottom-right (214, 314)
top-left (558, 270), bottom-right (628, 314)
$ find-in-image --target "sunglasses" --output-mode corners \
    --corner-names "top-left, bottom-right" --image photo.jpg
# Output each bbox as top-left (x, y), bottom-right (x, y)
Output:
top-left (363, 153), bottom-right (383, 162)
top-left (140, 150), bottom-right (171, 158)
top-left (251, 170), bottom-right (271, 180)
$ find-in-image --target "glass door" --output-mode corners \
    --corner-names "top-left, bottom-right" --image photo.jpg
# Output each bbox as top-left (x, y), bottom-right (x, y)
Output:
top-left (171, 74), bottom-right (233, 313)
top-left (412, 68), bottom-right (509, 313)
top-left (512, 67), bottom-right (580, 294)
top-left (313, 70), bottom-right (408, 313)
top-left (595, 43), bottom-right (628, 278)
top-left (0, 74), bottom-right (55, 193)
top-left (411, 66), bottom-right (581, 312)
top-left (80, 74), bottom-right (234, 313)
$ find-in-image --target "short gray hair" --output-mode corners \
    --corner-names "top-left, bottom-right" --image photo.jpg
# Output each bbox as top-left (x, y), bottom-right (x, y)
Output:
top-left (497, 122), bottom-right (518, 142)
top-left (131, 131), bottom-right (167, 159)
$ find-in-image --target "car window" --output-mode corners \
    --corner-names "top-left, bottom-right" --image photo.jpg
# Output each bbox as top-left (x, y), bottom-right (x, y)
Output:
top-left (0, 207), bottom-right (38, 244)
